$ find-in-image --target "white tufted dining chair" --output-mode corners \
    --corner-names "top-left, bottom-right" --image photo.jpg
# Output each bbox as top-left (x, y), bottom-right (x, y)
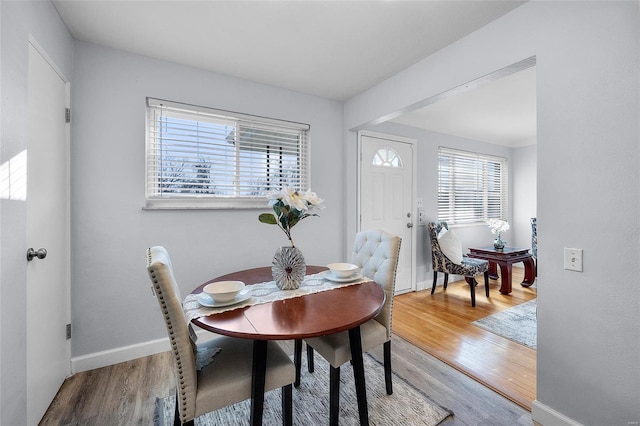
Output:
top-left (146, 246), bottom-right (295, 426)
top-left (295, 230), bottom-right (401, 425)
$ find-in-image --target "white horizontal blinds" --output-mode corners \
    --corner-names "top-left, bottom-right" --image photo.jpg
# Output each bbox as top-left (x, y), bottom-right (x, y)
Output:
top-left (236, 122), bottom-right (309, 195)
top-left (146, 98), bottom-right (310, 199)
top-left (438, 147), bottom-right (508, 225)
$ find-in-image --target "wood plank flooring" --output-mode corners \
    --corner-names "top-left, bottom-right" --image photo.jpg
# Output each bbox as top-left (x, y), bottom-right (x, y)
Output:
top-left (393, 267), bottom-right (537, 410)
top-left (41, 269), bottom-right (535, 425)
top-left (369, 336), bottom-right (533, 425)
top-left (42, 342), bottom-right (532, 425)
top-left (41, 351), bottom-right (175, 425)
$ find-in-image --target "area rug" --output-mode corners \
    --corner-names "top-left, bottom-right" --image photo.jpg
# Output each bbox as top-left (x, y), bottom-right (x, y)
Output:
top-left (472, 299), bottom-right (537, 350)
top-left (155, 352), bottom-right (453, 425)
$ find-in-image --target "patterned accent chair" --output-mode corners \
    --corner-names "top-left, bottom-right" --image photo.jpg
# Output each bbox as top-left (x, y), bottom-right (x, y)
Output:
top-left (531, 217), bottom-right (537, 274)
top-left (295, 230), bottom-right (402, 425)
top-left (428, 221), bottom-right (490, 307)
top-left (146, 246), bottom-right (295, 426)
top-left (530, 217), bottom-right (537, 259)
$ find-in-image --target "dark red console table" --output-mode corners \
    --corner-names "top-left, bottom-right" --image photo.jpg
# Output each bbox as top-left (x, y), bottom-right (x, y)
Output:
top-left (467, 246), bottom-right (536, 294)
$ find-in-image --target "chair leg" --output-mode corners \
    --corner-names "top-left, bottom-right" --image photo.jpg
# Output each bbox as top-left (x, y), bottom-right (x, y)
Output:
top-left (329, 366), bottom-right (341, 426)
top-left (174, 392), bottom-right (194, 426)
top-left (384, 340), bottom-right (393, 395)
top-left (484, 272), bottom-right (490, 297)
top-left (432, 271), bottom-right (451, 294)
top-left (293, 339), bottom-right (302, 387)
top-left (173, 392), bottom-right (181, 426)
top-left (469, 277), bottom-right (476, 307)
top-left (306, 343), bottom-right (315, 373)
top-left (282, 384), bottom-right (293, 426)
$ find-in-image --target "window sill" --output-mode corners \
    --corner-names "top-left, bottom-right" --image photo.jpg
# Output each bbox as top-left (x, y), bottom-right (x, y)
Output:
top-left (143, 198), bottom-right (266, 210)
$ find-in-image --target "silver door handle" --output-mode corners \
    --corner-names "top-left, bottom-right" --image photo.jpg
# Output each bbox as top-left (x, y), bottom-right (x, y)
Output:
top-left (27, 248), bottom-right (47, 261)
top-left (406, 222), bottom-right (414, 228)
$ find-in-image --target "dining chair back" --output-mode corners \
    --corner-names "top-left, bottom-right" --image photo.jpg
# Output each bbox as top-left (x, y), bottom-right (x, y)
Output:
top-left (146, 246), bottom-right (295, 426)
top-left (351, 229), bottom-right (401, 341)
top-left (296, 230), bottom-right (401, 425)
top-left (428, 221), bottom-right (490, 307)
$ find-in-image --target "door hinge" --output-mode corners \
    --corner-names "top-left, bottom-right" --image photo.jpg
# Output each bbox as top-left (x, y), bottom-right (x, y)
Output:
top-left (65, 108), bottom-right (71, 123)
top-left (66, 323), bottom-right (72, 340)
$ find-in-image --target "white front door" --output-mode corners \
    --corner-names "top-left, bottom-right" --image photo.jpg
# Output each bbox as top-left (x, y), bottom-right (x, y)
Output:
top-left (26, 41), bottom-right (70, 425)
top-left (359, 132), bottom-right (415, 294)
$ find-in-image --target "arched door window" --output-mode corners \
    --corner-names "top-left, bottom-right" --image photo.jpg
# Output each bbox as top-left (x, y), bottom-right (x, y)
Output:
top-left (372, 147), bottom-right (403, 168)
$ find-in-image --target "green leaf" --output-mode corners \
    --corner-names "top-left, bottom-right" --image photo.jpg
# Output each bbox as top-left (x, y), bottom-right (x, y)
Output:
top-left (287, 211), bottom-right (300, 228)
top-left (258, 213), bottom-right (277, 225)
top-left (274, 206), bottom-right (288, 228)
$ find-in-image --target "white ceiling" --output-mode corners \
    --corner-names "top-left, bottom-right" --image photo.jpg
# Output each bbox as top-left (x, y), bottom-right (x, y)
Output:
top-left (52, 0), bottom-right (534, 147)
top-left (390, 65), bottom-right (537, 147)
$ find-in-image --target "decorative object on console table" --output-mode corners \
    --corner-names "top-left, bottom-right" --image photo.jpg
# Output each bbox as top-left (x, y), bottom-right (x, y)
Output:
top-left (259, 186), bottom-right (324, 290)
top-left (487, 219), bottom-right (509, 251)
top-left (272, 246), bottom-right (306, 290)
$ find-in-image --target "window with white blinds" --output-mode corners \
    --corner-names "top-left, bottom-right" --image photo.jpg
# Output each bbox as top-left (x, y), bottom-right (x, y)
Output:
top-left (437, 147), bottom-right (508, 225)
top-left (145, 98), bottom-right (310, 208)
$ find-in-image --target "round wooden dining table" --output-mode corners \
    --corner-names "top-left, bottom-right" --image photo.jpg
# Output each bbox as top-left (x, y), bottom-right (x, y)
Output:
top-left (190, 265), bottom-right (385, 426)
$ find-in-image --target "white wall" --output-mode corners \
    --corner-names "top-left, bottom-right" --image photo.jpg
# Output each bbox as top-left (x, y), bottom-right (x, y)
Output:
top-left (345, 2), bottom-right (639, 425)
top-left (70, 41), bottom-right (345, 358)
top-left (0, 2), bottom-right (74, 424)
top-left (1, 5), bottom-right (4, 422)
top-left (512, 144), bottom-right (536, 250)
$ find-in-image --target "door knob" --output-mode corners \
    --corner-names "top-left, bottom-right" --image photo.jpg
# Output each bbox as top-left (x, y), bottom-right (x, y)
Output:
top-left (26, 248), bottom-right (47, 261)
top-left (406, 222), bottom-right (414, 228)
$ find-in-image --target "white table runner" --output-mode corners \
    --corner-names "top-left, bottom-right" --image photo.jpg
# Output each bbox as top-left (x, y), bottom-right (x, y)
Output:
top-left (183, 272), bottom-right (370, 322)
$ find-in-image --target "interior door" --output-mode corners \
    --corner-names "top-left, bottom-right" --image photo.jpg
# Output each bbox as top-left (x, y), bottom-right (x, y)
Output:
top-left (359, 132), bottom-right (415, 294)
top-left (26, 41), bottom-right (71, 425)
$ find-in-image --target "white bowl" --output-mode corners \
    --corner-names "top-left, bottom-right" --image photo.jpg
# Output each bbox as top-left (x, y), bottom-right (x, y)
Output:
top-left (327, 263), bottom-right (360, 279)
top-left (203, 281), bottom-right (245, 303)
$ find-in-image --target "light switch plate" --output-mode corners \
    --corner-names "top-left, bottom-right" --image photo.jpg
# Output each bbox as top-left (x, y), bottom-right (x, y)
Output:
top-left (417, 207), bottom-right (426, 225)
top-left (564, 248), bottom-right (583, 272)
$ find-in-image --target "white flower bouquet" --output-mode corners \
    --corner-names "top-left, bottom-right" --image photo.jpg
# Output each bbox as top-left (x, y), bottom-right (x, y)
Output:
top-left (487, 219), bottom-right (510, 235)
top-left (258, 186), bottom-right (325, 247)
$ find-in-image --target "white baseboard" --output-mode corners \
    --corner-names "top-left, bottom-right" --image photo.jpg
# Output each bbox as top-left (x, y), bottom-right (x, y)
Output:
top-left (416, 279), bottom-right (428, 291)
top-left (419, 273), bottom-right (464, 293)
top-left (70, 329), bottom-right (219, 374)
top-left (532, 400), bottom-right (583, 426)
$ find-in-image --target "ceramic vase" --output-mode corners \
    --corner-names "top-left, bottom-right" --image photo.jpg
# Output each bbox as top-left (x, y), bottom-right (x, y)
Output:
top-left (493, 234), bottom-right (506, 250)
top-left (272, 246), bottom-right (306, 290)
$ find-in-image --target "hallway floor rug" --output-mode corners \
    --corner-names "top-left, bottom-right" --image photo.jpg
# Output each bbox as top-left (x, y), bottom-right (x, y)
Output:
top-left (472, 299), bottom-right (537, 350)
top-left (155, 351), bottom-right (452, 425)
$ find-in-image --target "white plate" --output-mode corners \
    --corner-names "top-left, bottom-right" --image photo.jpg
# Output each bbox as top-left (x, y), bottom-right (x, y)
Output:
top-left (321, 270), bottom-right (363, 283)
top-left (197, 290), bottom-right (252, 308)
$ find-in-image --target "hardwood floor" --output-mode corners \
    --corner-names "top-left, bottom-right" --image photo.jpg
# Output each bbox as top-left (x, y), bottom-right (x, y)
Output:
top-left (42, 342), bottom-right (532, 426)
top-left (369, 336), bottom-right (532, 426)
top-left (41, 351), bottom-right (175, 425)
top-left (41, 269), bottom-right (535, 425)
top-left (393, 267), bottom-right (537, 410)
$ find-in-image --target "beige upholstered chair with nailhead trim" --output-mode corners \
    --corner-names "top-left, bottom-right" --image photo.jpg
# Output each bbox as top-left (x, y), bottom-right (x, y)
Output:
top-left (146, 246), bottom-right (295, 426)
top-left (294, 230), bottom-right (401, 425)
